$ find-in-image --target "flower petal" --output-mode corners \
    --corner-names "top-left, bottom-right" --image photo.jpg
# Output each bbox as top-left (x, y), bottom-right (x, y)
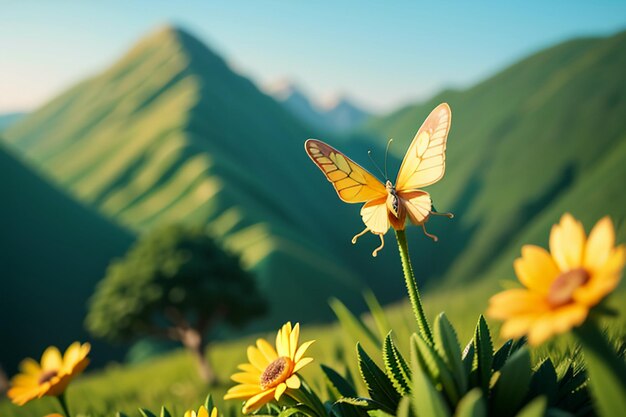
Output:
top-left (224, 384), bottom-right (262, 400)
top-left (238, 363), bottom-right (261, 375)
top-left (210, 407), bottom-right (218, 417)
top-left (41, 346), bottom-right (63, 371)
top-left (198, 405), bottom-right (209, 417)
top-left (289, 323), bottom-right (300, 358)
top-left (242, 389), bottom-right (276, 414)
top-left (231, 372), bottom-right (261, 385)
top-left (514, 245), bottom-right (559, 294)
top-left (550, 214), bottom-right (586, 271)
top-left (293, 357), bottom-right (313, 373)
top-left (247, 346), bottom-right (269, 371)
top-left (487, 289), bottom-right (549, 320)
top-left (294, 340), bottom-right (315, 362)
top-left (575, 246), bottom-right (625, 306)
top-left (18, 358), bottom-right (41, 376)
top-left (285, 374), bottom-right (301, 389)
top-left (500, 314), bottom-right (539, 340)
top-left (584, 216), bottom-right (615, 272)
top-left (256, 338), bottom-right (278, 363)
top-left (274, 382), bottom-right (287, 400)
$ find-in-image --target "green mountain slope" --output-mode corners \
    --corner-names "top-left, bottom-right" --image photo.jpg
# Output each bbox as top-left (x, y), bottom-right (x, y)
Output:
top-left (366, 30), bottom-right (626, 286)
top-left (0, 141), bottom-right (133, 373)
top-left (3, 27), bottom-right (406, 326)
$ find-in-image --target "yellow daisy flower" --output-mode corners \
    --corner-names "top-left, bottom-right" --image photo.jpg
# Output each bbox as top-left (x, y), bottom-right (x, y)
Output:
top-left (488, 214), bottom-right (625, 346)
top-left (224, 322), bottom-right (315, 414)
top-left (184, 405), bottom-right (219, 417)
top-left (8, 342), bottom-right (90, 405)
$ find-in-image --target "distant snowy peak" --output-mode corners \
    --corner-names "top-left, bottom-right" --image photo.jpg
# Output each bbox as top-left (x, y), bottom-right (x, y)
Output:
top-left (265, 80), bottom-right (371, 132)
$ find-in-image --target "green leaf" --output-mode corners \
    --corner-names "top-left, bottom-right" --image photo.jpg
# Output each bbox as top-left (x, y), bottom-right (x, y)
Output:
top-left (160, 406), bottom-right (172, 417)
top-left (204, 394), bottom-right (215, 412)
top-left (396, 397), bottom-right (412, 417)
top-left (330, 401), bottom-right (369, 417)
top-left (363, 289), bottom-right (392, 339)
top-left (412, 333), bottom-right (460, 403)
top-left (490, 348), bottom-right (532, 416)
top-left (411, 363), bottom-right (451, 417)
top-left (492, 340), bottom-right (513, 372)
top-left (514, 397), bottom-right (547, 417)
top-left (116, 413), bottom-right (129, 417)
top-left (383, 332), bottom-right (411, 395)
top-left (434, 313), bottom-right (467, 395)
top-left (454, 388), bottom-right (486, 417)
top-left (322, 364), bottom-right (358, 399)
top-left (139, 409), bottom-right (158, 417)
top-left (356, 342), bottom-right (401, 412)
top-left (278, 404), bottom-right (318, 417)
top-left (331, 298), bottom-right (381, 354)
top-left (473, 315), bottom-right (493, 394)
top-left (527, 358), bottom-right (558, 406)
top-left (574, 321), bottom-right (626, 417)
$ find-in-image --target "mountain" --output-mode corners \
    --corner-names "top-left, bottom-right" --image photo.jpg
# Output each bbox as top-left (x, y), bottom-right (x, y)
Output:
top-left (365, 29), bottom-right (626, 287)
top-left (0, 112), bottom-right (26, 131)
top-left (0, 141), bottom-right (133, 373)
top-left (267, 80), bottom-right (370, 132)
top-left (2, 26), bottom-right (406, 329)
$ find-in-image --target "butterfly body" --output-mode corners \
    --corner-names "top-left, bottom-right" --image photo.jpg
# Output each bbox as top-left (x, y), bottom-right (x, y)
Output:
top-left (305, 103), bottom-right (453, 256)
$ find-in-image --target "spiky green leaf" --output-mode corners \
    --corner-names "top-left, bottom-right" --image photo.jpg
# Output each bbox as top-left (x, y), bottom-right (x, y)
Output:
top-left (490, 348), bottom-right (532, 416)
top-left (514, 397), bottom-right (547, 417)
top-left (160, 406), bottom-right (172, 417)
top-left (412, 333), bottom-right (460, 403)
top-left (434, 313), bottom-right (467, 395)
top-left (139, 409), bottom-right (157, 417)
top-left (322, 364), bottom-right (358, 399)
top-left (410, 363), bottom-right (451, 417)
top-left (356, 343), bottom-right (401, 411)
top-left (473, 315), bottom-right (493, 394)
top-left (454, 388), bottom-right (486, 417)
top-left (383, 332), bottom-right (411, 395)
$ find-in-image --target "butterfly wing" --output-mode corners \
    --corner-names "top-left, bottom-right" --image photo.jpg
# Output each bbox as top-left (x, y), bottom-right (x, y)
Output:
top-left (398, 190), bottom-right (432, 225)
top-left (395, 103), bottom-right (451, 191)
top-left (305, 139), bottom-right (387, 203)
top-left (360, 197), bottom-right (390, 234)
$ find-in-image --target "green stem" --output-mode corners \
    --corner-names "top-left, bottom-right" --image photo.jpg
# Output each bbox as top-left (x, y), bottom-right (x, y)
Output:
top-left (57, 391), bottom-right (71, 417)
top-left (574, 319), bottom-right (626, 416)
top-left (395, 229), bottom-right (433, 344)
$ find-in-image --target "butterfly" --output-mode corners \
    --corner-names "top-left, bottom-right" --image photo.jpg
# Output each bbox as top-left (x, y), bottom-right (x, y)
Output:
top-left (305, 103), bottom-right (453, 257)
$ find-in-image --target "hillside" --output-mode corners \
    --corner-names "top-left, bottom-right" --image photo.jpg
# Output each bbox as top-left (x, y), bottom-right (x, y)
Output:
top-left (2, 27), bottom-right (407, 328)
top-left (0, 112), bottom-right (25, 131)
top-left (0, 141), bottom-right (133, 373)
top-left (366, 30), bottom-right (626, 287)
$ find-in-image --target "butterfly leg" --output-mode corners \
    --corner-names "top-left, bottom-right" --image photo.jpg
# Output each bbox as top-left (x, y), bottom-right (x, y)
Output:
top-left (372, 234), bottom-right (385, 257)
top-left (422, 223), bottom-right (439, 242)
top-left (352, 227), bottom-right (369, 244)
top-left (430, 210), bottom-right (454, 219)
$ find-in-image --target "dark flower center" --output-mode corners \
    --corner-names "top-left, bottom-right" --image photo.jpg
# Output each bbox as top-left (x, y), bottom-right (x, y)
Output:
top-left (547, 268), bottom-right (590, 308)
top-left (260, 357), bottom-right (292, 389)
top-left (38, 369), bottom-right (58, 385)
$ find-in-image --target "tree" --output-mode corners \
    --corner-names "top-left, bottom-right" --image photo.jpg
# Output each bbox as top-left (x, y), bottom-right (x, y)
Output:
top-left (85, 224), bottom-right (267, 384)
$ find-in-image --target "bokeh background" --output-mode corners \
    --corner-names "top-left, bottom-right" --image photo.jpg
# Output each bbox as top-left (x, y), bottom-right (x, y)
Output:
top-left (1, 1), bottom-right (626, 414)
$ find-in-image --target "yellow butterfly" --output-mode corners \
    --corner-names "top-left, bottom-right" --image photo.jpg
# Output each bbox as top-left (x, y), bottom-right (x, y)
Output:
top-left (305, 103), bottom-right (453, 257)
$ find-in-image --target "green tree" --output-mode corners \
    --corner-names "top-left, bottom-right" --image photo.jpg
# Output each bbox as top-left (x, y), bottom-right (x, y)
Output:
top-left (85, 224), bottom-right (267, 384)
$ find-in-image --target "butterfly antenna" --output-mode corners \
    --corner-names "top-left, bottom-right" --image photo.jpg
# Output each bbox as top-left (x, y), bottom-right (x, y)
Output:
top-left (367, 150), bottom-right (386, 180)
top-left (384, 138), bottom-right (393, 180)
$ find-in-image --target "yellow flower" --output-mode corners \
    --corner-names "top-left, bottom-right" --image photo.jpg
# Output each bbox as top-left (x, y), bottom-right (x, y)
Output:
top-left (8, 342), bottom-right (90, 405)
top-left (224, 322), bottom-right (315, 414)
top-left (184, 405), bottom-right (219, 417)
top-left (488, 214), bottom-right (625, 346)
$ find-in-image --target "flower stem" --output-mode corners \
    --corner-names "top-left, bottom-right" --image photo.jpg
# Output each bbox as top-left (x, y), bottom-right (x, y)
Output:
top-left (574, 319), bottom-right (626, 416)
top-left (57, 392), bottom-right (71, 417)
top-left (395, 229), bottom-right (433, 344)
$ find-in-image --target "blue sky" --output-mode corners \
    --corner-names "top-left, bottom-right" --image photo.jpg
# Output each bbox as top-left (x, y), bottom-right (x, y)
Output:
top-left (1, 1), bottom-right (626, 113)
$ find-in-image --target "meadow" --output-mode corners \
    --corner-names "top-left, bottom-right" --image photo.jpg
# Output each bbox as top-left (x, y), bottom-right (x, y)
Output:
top-left (1, 22), bottom-right (626, 417)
